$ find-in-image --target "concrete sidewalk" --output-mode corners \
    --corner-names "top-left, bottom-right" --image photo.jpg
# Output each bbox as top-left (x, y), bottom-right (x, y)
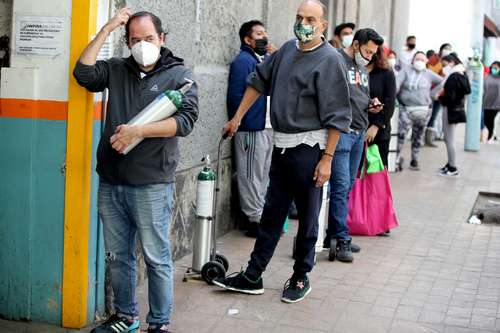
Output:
top-left (2, 130), bottom-right (500, 332)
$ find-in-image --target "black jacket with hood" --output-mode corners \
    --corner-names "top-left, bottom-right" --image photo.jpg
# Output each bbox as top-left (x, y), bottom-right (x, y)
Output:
top-left (439, 71), bottom-right (471, 124)
top-left (73, 47), bottom-right (199, 185)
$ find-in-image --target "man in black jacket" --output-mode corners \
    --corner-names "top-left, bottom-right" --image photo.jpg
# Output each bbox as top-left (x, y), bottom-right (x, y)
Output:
top-left (73, 8), bottom-right (198, 333)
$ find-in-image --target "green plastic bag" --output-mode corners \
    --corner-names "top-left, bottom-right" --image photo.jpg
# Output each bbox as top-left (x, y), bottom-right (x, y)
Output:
top-left (361, 144), bottom-right (385, 176)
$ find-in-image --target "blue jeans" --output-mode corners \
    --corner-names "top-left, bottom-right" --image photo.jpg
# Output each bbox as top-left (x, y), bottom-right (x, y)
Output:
top-left (327, 131), bottom-right (365, 241)
top-left (98, 182), bottom-right (174, 325)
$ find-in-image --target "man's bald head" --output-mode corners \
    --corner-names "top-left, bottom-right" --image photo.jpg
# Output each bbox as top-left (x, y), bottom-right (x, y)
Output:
top-left (298, 0), bottom-right (327, 20)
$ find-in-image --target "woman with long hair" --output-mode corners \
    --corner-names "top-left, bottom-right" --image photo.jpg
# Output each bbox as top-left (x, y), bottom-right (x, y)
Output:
top-left (438, 53), bottom-right (471, 177)
top-left (366, 46), bottom-right (397, 166)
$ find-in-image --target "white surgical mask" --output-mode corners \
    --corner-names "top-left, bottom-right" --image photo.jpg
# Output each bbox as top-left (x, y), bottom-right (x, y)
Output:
top-left (355, 51), bottom-right (370, 67)
top-left (413, 60), bottom-right (426, 72)
top-left (442, 64), bottom-right (453, 76)
top-left (131, 41), bottom-right (160, 67)
top-left (341, 34), bottom-right (354, 48)
top-left (441, 49), bottom-right (452, 57)
top-left (388, 58), bottom-right (397, 68)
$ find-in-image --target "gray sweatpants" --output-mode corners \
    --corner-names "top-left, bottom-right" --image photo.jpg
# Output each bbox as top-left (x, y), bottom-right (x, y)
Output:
top-left (442, 107), bottom-right (457, 168)
top-left (234, 130), bottom-right (273, 223)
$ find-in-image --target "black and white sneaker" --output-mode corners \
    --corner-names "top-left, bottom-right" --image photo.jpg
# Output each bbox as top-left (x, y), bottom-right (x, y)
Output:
top-left (213, 271), bottom-right (264, 295)
top-left (439, 168), bottom-right (459, 177)
top-left (281, 275), bottom-right (311, 303)
top-left (90, 314), bottom-right (139, 333)
top-left (438, 164), bottom-right (449, 173)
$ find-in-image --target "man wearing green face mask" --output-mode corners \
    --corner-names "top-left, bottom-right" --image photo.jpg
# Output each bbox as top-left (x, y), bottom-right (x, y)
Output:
top-left (214, 0), bottom-right (351, 304)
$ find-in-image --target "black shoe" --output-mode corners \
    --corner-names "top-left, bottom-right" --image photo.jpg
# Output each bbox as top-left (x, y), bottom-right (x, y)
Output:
top-left (409, 160), bottom-right (420, 171)
top-left (281, 275), bottom-right (311, 303)
top-left (91, 314), bottom-right (139, 333)
top-left (439, 163), bottom-right (450, 173)
top-left (148, 325), bottom-right (171, 333)
top-left (213, 271), bottom-right (264, 295)
top-left (324, 237), bottom-right (360, 252)
top-left (377, 230), bottom-right (391, 237)
top-left (245, 222), bottom-right (258, 238)
top-left (351, 242), bottom-right (361, 253)
top-left (336, 240), bottom-right (354, 263)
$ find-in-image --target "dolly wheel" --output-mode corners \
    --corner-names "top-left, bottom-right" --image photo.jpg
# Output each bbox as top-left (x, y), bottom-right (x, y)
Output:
top-left (215, 253), bottom-right (229, 271)
top-left (328, 238), bottom-right (337, 262)
top-left (201, 261), bottom-right (226, 285)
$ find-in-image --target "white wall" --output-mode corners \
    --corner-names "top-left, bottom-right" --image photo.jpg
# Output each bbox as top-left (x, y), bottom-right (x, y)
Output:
top-left (3, 0), bottom-right (72, 101)
top-left (408, 0), bottom-right (476, 61)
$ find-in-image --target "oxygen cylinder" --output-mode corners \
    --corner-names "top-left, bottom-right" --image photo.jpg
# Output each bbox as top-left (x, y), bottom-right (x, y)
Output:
top-left (192, 156), bottom-right (216, 272)
top-left (122, 79), bottom-right (194, 155)
top-left (465, 53), bottom-right (484, 152)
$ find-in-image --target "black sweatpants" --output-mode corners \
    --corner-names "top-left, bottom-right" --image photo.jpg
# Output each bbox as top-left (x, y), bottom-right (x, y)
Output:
top-left (245, 144), bottom-right (323, 279)
top-left (484, 109), bottom-right (499, 140)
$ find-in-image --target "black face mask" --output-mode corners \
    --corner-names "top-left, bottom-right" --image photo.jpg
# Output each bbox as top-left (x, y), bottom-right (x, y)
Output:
top-left (254, 38), bottom-right (268, 56)
top-left (407, 43), bottom-right (416, 50)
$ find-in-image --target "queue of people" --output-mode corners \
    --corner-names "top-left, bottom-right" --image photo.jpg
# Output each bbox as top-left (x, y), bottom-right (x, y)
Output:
top-left (73, 1), bottom-right (490, 331)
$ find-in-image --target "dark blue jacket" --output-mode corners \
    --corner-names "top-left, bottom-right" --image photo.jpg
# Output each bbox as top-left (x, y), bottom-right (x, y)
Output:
top-left (227, 45), bottom-right (267, 131)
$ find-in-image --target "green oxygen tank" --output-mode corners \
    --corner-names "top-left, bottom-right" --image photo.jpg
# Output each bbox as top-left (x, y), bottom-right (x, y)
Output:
top-left (122, 79), bottom-right (193, 154)
top-left (192, 156), bottom-right (216, 272)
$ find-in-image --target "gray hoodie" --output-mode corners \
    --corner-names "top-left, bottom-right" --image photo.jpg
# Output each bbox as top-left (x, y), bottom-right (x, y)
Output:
top-left (396, 66), bottom-right (443, 106)
top-left (247, 39), bottom-right (352, 133)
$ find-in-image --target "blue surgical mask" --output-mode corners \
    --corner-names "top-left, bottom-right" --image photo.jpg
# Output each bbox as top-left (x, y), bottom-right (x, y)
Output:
top-left (492, 67), bottom-right (499, 76)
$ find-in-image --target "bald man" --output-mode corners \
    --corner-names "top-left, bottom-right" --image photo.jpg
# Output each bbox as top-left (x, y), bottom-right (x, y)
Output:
top-left (214, 0), bottom-right (351, 303)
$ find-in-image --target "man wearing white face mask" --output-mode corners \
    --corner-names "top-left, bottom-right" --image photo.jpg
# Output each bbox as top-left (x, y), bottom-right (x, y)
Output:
top-left (74, 8), bottom-right (198, 333)
top-left (395, 51), bottom-right (442, 171)
top-left (330, 22), bottom-right (355, 49)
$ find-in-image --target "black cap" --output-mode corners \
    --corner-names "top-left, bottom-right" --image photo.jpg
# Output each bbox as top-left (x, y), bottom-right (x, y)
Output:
top-left (334, 22), bottom-right (355, 36)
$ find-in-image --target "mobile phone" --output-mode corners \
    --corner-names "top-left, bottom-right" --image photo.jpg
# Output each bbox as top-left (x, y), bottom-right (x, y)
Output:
top-left (365, 103), bottom-right (384, 112)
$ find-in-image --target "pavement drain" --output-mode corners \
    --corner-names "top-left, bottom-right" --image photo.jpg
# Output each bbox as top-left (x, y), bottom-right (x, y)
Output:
top-left (469, 191), bottom-right (500, 225)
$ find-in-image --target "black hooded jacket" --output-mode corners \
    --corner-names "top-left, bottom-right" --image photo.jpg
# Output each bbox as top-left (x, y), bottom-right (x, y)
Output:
top-left (73, 47), bottom-right (199, 185)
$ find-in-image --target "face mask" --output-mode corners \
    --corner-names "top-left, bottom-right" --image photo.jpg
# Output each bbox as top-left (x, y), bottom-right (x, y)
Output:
top-left (441, 49), bottom-right (452, 57)
top-left (294, 22), bottom-right (317, 44)
top-left (354, 49), bottom-right (370, 67)
top-left (407, 43), bottom-right (416, 50)
top-left (254, 38), bottom-right (268, 56)
top-left (442, 65), bottom-right (453, 76)
top-left (388, 58), bottom-right (397, 68)
top-left (491, 67), bottom-right (499, 76)
top-left (131, 41), bottom-right (160, 67)
top-left (413, 60), bottom-right (426, 72)
top-left (341, 34), bottom-right (353, 48)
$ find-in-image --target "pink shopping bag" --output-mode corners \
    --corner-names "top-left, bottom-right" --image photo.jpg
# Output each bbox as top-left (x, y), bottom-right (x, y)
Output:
top-left (347, 146), bottom-right (399, 236)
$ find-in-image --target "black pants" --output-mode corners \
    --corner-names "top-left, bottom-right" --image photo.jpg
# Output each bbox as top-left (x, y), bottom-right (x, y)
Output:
top-left (246, 144), bottom-right (322, 279)
top-left (484, 109), bottom-right (499, 140)
top-left (373, 137), bottom-right (390, 167)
